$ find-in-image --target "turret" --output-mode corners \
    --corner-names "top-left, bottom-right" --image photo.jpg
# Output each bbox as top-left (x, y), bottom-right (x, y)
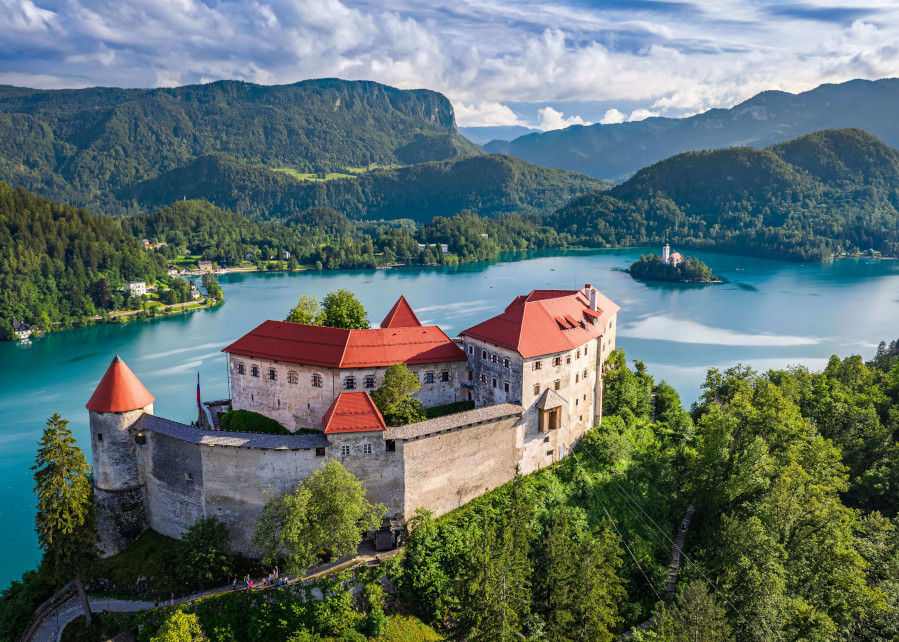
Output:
top-left (86, 356), bottom-right (154, 554)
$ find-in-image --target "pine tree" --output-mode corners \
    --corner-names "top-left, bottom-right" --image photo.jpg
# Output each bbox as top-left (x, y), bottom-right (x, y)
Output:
top-left (31, 413), bottom-right (97, 624)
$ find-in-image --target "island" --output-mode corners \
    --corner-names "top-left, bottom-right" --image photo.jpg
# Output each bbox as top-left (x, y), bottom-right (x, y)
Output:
top-left (628, 244), bottom-right (721, 283)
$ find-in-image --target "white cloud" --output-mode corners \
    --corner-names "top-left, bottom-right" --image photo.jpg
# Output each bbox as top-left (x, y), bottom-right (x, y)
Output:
top-left (627, 108), bottom-right (661, 122)
top-left (536, 106), bottom-right (591, 131)
top-left (454, 102), bottom-right (527, 127)
top-left (600, 108), bottom-right (626, 124)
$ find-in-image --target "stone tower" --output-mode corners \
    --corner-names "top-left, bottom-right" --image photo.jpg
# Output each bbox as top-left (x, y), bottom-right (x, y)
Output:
top-left (86, 356), bottom-right (154, 556)
top-left (662, 242), bottom-right (671, 263)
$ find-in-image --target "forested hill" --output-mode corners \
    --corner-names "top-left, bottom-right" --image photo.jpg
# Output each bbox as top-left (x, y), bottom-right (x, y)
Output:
top-left (122, 153), bottom-right (610, 223)
top-left (0, 182), bottom-right (166, 338)
top-left (0, 78), bottom-right (480, 214)
top-left (549, 128), bottom-right (899, 260)
top-left (487, 77), bottom-right (899, 180)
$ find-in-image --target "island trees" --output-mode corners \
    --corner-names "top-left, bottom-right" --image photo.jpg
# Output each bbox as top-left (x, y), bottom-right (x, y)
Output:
top-left (253, 460), bottom-right (385, 575)
top-left (371, 363), bottom-right (426, 426)
top-left (31, 413), bottom-right (97, 625)
top-left (628, 254), bottom-right (716, 283)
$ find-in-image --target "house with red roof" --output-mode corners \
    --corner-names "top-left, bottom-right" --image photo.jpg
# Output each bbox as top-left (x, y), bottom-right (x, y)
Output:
top-left (460, 284), bottom-right (619, 469)
top-left (222, 296), bottom-right (467, 431)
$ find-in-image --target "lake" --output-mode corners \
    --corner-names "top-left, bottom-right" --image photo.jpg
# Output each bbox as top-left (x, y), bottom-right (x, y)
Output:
top-left (2, 247), bottom-right (898, 588)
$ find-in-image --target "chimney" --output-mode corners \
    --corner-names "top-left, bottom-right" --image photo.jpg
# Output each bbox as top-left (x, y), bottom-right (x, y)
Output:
top-left (588, 286), bottom-right (598, 311)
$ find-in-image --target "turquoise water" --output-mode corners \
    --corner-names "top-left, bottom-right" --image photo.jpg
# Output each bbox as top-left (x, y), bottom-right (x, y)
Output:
top-left (2, 248), bottom-right (899, 588)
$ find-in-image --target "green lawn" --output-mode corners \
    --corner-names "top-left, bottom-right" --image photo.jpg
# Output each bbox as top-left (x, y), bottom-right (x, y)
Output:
top-left (375, 615), bottom-right (443, 641)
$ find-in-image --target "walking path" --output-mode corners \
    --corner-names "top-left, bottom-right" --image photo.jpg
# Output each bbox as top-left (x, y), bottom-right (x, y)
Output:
top-left (621, 503), bottom-right (695, 640)
top-left (27, 550), bottom-right (387, 642)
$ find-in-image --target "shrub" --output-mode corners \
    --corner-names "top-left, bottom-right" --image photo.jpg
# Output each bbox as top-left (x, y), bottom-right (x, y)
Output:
top-left (219, 409), bottom-right (288, 434)
top-left (170, 517), bottom-right (232, 590)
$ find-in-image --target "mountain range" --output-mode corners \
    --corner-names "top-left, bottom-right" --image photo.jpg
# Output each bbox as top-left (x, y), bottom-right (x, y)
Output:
top-left (486, 78), bottom-right (899, 181)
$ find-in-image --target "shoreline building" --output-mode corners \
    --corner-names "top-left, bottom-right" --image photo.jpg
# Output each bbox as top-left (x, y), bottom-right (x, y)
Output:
top-left (87, 288), bottom-right (619, 556)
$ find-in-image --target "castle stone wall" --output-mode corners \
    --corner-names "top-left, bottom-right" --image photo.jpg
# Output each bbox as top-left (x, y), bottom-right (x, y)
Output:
top-left (90, 406), bottom-right (151, 491)
top-left (94, 486), bottom-right (147, 556)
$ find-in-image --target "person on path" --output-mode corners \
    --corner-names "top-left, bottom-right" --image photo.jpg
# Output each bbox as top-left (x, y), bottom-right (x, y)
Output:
top-left (274, 565), bottom-right (279, 579)
top-left (249, 579), bottom-right (253, 590)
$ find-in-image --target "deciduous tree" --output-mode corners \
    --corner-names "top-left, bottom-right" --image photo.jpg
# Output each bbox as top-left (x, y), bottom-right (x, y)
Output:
top-left (371, 363), bottom-right (425, 426)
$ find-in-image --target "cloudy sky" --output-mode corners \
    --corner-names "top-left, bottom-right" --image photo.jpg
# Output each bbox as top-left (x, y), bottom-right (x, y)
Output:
top-left (2, 0), bottom-right (898, 129)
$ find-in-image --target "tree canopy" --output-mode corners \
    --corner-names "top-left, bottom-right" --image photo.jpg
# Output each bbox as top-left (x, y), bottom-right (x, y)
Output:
top-left (253, 460), bottom-right (386, 575)
top-left (371, 363), bottom-right (426, 426)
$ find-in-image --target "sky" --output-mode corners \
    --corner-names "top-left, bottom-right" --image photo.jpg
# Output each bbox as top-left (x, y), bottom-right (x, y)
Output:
top-left (2, 0), bottom-right (898, 130)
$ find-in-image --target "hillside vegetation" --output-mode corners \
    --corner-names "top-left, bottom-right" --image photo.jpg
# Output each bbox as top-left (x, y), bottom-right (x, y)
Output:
top-left (550, 129), bottom-right (899, 260)
top-left (0, 182), bottom-right (167, 338)
top-left (0, 78), bottom-right (480, 214)
top-left (488, 77), bottom-right (899, 180)
top-left (122, 153), bottom-right (609, 223)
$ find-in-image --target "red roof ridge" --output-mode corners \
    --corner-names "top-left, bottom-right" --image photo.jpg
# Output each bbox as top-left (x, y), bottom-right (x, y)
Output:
top-left (86, 355), bottom-right (155, 413)
top-left (380, 295), bottom-right (422, 328)
top-left (322, 392), bottom-right (386, 434)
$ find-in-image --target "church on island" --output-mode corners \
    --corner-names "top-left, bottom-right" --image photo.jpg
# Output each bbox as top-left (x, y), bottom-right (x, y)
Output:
top-left (86, 285), bottom-right (619, 556)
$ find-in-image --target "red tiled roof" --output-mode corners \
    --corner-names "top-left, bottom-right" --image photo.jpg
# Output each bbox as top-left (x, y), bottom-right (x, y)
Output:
top-left (223, 320), bottom-right (466, 368)
top-left (380, 295), bottom-right (422, 328)
top-left (322, 392), bottom-right (386, 433)
top-left (461, 286), bottom-right (620, 359)
top-left (86, 356), bottom-right (155, 412)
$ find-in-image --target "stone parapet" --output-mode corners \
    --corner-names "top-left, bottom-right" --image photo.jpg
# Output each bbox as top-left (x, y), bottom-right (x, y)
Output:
top-left (384, 403), bottom-right (524, 441)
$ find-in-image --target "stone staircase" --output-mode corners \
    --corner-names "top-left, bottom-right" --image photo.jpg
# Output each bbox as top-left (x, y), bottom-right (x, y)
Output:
top-left (665, 503), bottom-right (694, 601)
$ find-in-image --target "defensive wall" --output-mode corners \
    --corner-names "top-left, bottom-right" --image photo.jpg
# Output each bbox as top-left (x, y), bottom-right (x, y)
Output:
top-left (114, 404), bottom-right (542, 555)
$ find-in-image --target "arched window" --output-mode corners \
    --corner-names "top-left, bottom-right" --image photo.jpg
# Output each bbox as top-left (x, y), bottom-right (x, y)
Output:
top-left (311, 373), bottom-right (323, 387)
top-left (287, 371), bottom-right (298, 384)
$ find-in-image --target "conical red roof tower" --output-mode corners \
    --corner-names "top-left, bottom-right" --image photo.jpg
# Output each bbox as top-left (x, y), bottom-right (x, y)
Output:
top-left (86, 355), bottom-right (155, 412)
top-left (380, 295), bottom-right (422, 328)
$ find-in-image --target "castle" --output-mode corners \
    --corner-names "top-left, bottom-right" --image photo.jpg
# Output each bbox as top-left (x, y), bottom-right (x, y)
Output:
top-left (87, 285), bottom-right (619, 556)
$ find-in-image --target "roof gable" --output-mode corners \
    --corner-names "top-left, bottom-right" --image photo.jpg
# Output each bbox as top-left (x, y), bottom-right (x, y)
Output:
top-left (380, 296), bottom-right (422, 328)
top-left (461, 286), bottom-right (620, 358)
top-left (86, 356), bottom-right (155, 412)
top-left (322, 392), bottom-right (386, 433)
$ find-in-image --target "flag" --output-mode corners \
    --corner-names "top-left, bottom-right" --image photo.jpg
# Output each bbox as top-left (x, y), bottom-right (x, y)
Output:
top-left (197, 372), bottom-right (201, 410)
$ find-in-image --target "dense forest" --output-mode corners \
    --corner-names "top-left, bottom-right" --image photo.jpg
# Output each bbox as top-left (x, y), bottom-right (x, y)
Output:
top-left (550, 128), bottom-right (899, 260)
top-left (486, 77), bottom-right (899, 180)
top-left (628, 254), bottom-right (717, 282)
top-left (0, 79), bottom-right (479, 214)
top-left (121, 153), bottom-right (609, 223)
top-left (0, 182), bottom-right (170, 339)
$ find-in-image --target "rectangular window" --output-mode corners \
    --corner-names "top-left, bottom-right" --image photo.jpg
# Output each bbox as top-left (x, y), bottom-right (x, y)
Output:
top-left (576, 349), bottom-right (581, 359)
top-left (468, 345), bottom-right (473, 355)
top-left (533, 361), bottom-right (543, 371)
top-left (364, 375), bottom-right (376, 389)
top-left (425, 372), bottom-right (436, 384)
top-left (287, 371), bottom-right (298, 384)
top-left (554, 379), bottom-right (561, 391)
top-left (251, 365), bottom-right (260, 377)
top-left (385, 439), bottom-right (396, 453)
top-left (315, 447), bottom-right (326, 457)
top-left (363, 444), bottom-right (372, 455)
top-left (491, 354), bottom-right (498, 364)
top-left (468, 369), bottom-right (473, 381)
top-left (440, 371), bottom-right (450, 382)
top-left (575, 373), bottom-right (579, 383)
top-left (504, 381), bottom-right (510, 393)
top-left (533, 383), bottom-right (540, 396)
top-left (552, 356), bottom-right (561, 366)
top-left (237, 363), bottom-right (246, 375)
top-left (97, 433), bottom-right (103, 442)
top-left (268, 368), bottom-right (277, 381)
top-left (584, 344), bottom-right (588, 354)
top-left (479, 373), bottom-right (488, 384)
top-left (482, 349), bottom-right (487, 360)
top-left (341, 445), bottom-right (351, 457)
top-left (312, 373), bottom-right (323, 387)
top-left (503, 358), bottom-right (511, 368)
top-left (492, 377), bottom-right (497, 388)
top-left (566, 355), bottom-right (571, 365)
top-left (583, 369), bottom-right (588, 379)
top-left (344, 376), bottom-right (356, 390)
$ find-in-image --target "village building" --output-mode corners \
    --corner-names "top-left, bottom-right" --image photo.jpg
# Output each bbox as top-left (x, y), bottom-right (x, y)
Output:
top-left (281, 250), bottom-right (291, 260)
top-left (86, 287), bottom-right (619, 556)
top-left (12, 318), bottom-right (34, 340)
top-left (198, 260), bottom-right (214, 271)
top-left (125, 281), bottom-right (147, 297)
